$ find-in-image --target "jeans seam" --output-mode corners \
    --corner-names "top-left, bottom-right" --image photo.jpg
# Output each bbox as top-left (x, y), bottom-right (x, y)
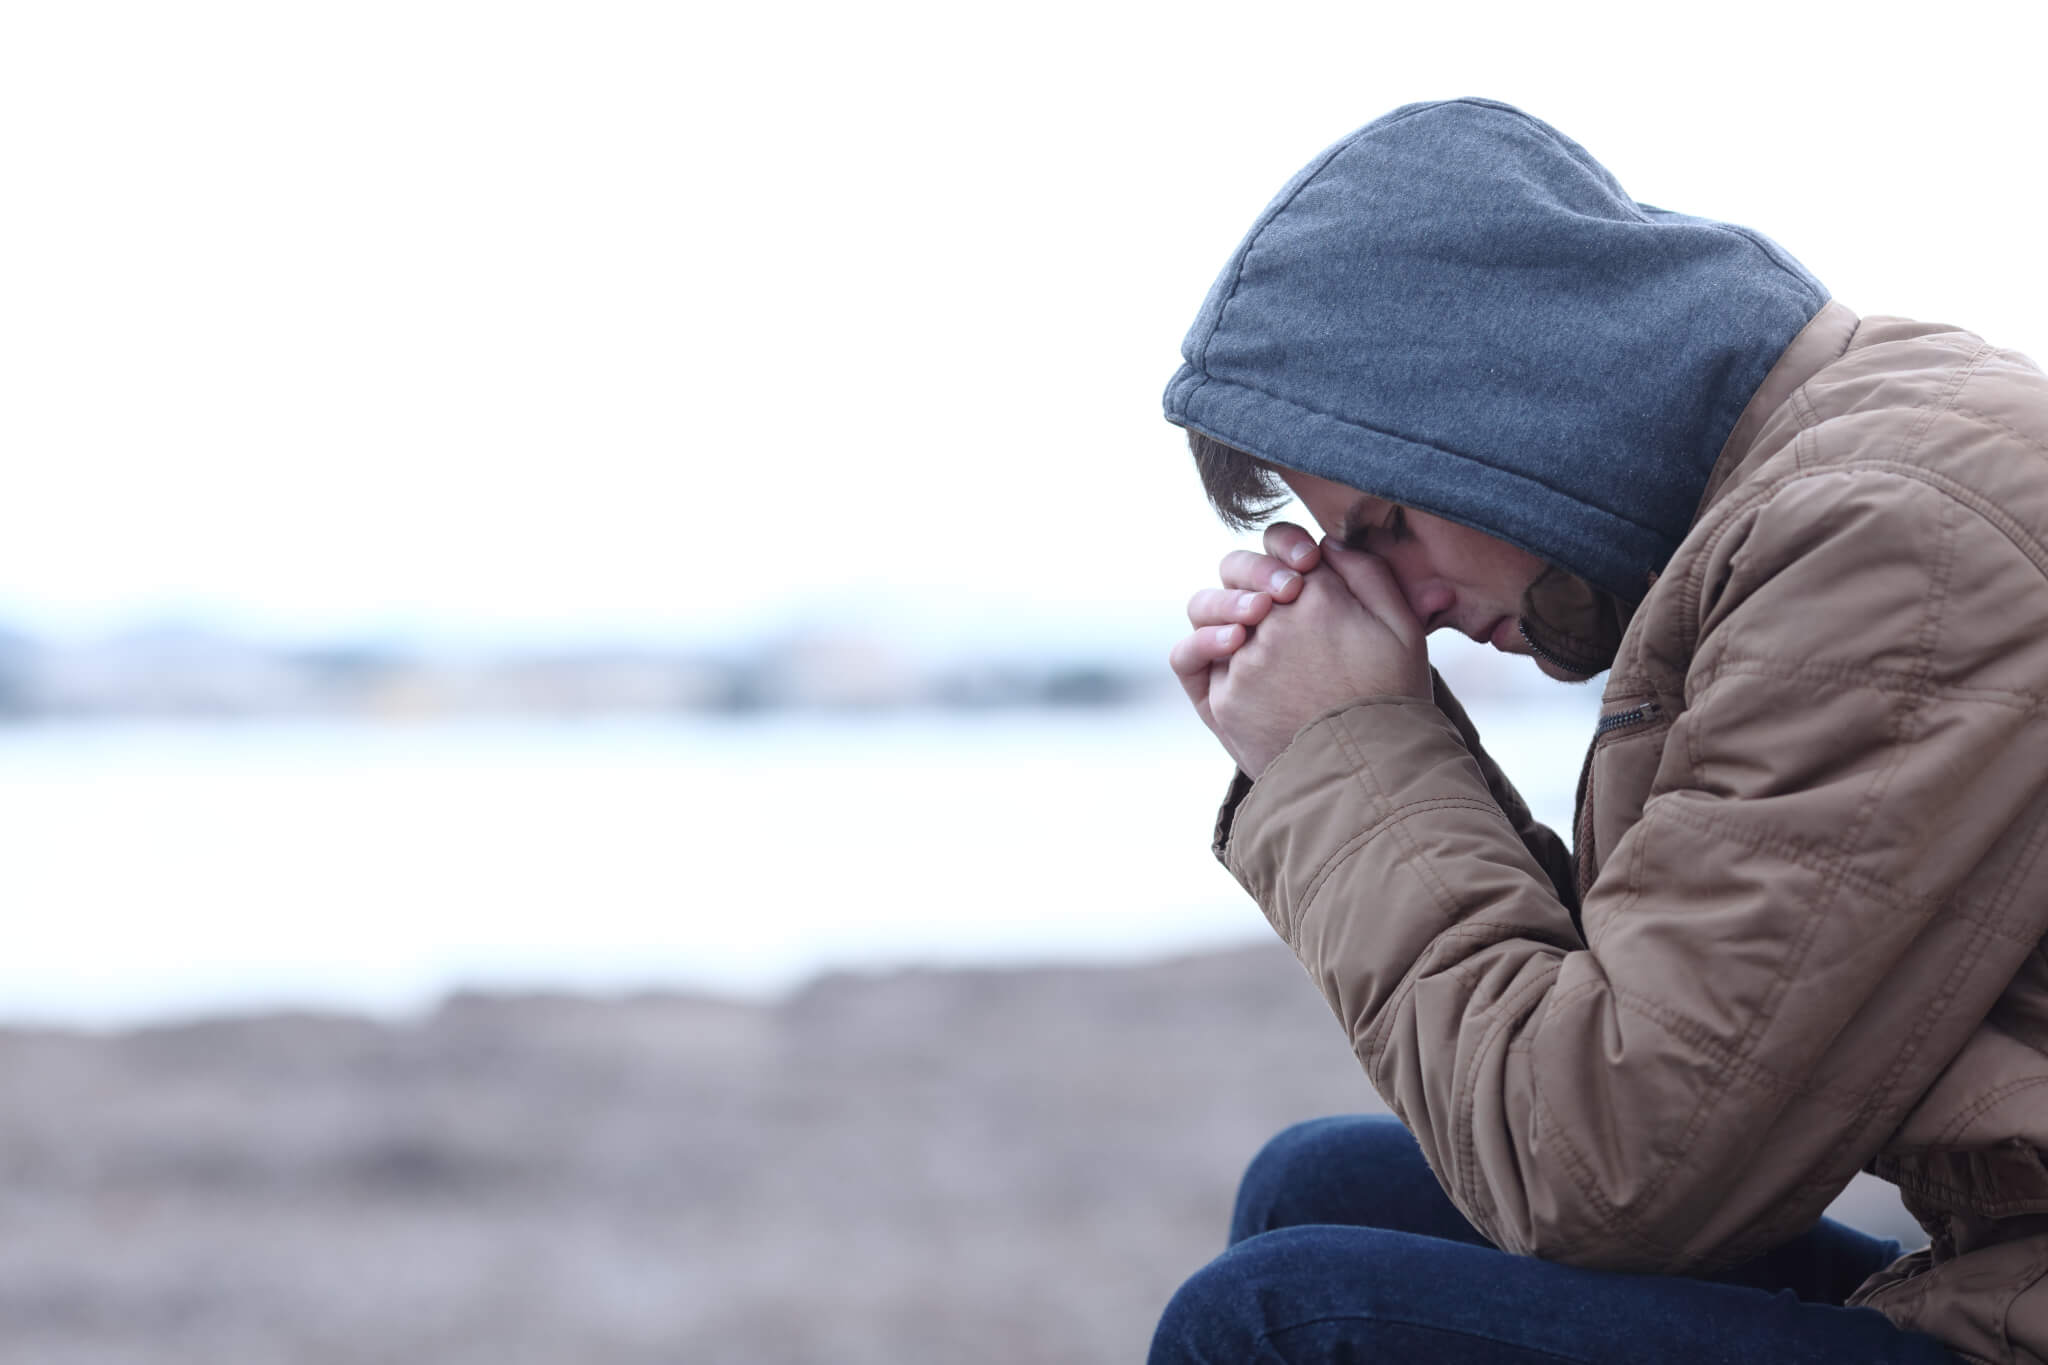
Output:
top-left (1260, 1312), bottom-right (1595, 1364)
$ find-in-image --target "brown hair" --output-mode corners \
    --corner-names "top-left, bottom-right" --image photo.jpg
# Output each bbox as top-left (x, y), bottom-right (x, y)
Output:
top-left (1187, 429), bottom-right (1292, 531)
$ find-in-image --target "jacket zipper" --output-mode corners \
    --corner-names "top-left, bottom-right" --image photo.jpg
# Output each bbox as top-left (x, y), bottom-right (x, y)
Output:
top-left (1595, 701), bottom-right (1661, 736)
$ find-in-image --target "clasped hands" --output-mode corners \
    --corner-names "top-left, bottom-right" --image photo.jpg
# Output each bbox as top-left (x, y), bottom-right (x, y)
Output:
top-left (1170, 522), bottom-right (1431, 780)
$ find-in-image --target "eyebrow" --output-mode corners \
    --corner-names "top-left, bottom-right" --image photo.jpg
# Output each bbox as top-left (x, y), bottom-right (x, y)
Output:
top-left (1336, 496), bottom-right (1377, 545)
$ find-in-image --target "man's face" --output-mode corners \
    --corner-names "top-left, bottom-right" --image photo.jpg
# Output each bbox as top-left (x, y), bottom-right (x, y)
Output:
top-left (1278, 469), bottom-right (1549, 661)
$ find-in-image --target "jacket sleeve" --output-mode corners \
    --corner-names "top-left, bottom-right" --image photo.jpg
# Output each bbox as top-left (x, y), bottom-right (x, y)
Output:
top-left (1217, 471), bottom-right (2048, 1272)
top-left (1215, 668), bottom-right (1581, 925)
top-left (1425, 668), bottom-right (1580, 925)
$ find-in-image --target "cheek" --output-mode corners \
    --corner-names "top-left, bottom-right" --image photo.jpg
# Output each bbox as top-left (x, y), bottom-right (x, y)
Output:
top-left (1437, 527), bottom-right (1544, 603)
top-left (1376, 547), bottom-right (1449, 618)
top-left (1489, 545), bottom-right (1547, 598)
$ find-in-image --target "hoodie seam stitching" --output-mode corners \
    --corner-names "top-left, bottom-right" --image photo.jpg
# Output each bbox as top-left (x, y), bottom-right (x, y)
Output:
top-left (1704, 225), bottom-right (1827, 305)
top-left (1460, 102), bottom-right (1823, 303)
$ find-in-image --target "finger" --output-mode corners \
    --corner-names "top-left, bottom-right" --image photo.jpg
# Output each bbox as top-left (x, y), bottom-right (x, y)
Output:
top-left (1318, 539), bottom-right (1424, 643)
top-left (1262, 521), bottom-right (1321, 572)
top-left (1217, 550), bottom-right (1305, 600)
top-left (1170, 627), bottom-right (1246, 709)
top-left (1169, 624), bottom-right (1247, 680)
top-left (1186, 587), bottom-right (1272, 629)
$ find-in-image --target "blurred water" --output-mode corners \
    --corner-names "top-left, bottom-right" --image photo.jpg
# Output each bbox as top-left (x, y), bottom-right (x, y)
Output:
top-left (0, 695), bottom-right (1599, 1026)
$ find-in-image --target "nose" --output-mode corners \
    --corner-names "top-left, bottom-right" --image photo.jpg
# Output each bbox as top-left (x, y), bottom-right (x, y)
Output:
top-left (1380, 546), bottom-right (1453, 629)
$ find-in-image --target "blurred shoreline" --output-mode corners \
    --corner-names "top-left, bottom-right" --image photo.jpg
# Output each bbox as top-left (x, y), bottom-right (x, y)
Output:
top-left (0, 619), bottom-right (1166, 720)
top-left (0, 614), bottom-right (1551, 722)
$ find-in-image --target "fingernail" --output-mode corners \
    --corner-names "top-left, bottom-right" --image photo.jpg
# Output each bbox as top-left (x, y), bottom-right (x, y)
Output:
top-left (1289, 544), bottom-right (1315, 565)
top-left (1238, 591), bottom-right (1261, 612)
top-left (1216, 624), bottom-right (1239, 645)
top-left (1271, 570), bottom-right (1299, 593)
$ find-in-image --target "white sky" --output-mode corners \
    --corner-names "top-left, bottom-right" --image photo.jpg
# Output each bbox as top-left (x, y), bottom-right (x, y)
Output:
top-left (4, 1), bottom-right (2045, 657)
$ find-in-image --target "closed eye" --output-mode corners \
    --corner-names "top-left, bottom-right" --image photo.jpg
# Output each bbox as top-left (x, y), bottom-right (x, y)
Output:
top-left (1343, 506), bottom-right (1409, 552)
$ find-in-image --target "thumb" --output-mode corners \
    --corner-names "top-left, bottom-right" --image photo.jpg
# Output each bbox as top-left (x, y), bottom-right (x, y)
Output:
top-left (1319, 539), bottom-right (1424, 642)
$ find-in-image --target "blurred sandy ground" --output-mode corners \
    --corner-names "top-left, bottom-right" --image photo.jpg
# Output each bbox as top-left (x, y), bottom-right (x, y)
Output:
top-left (0, 943), bottom-right (1922, 1364)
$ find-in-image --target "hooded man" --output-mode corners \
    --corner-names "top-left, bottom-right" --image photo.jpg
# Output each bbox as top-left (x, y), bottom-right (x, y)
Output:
top-left (1154, 99), bottom-right (2048, 1365)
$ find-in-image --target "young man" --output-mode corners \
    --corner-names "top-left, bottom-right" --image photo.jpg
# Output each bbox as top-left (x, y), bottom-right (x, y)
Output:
top-left (1155, 98), bottom-right (2048, 1364)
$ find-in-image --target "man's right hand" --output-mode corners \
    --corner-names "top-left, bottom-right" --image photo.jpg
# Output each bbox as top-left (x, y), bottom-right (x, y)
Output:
top-left (1168, 521), bottom-right (1323, 761)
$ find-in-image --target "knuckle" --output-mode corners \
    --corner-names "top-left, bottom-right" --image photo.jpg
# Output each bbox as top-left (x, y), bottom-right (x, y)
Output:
top-left (1190, 588), bottom-right (1256, 626)
top-left (1222, 549), bottom-right (1278, 582)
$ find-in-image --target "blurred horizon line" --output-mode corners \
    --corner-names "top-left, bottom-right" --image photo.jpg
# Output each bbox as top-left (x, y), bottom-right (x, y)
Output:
top-left (0, 613), bottom-right (1182, 720)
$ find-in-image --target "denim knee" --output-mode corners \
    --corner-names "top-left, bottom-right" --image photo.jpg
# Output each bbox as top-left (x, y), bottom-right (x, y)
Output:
top-left (1229, 1114), bottom-right (1423, 1244)
top-left (1150, 1225), bottom-right (1414, 1365)
top-left (1149, 1230), bottom-right (1303, 1364)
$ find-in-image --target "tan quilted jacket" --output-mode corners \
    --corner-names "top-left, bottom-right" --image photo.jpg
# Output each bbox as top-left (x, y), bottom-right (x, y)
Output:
top-left (1213, 303), bottom-right (2048, 1363)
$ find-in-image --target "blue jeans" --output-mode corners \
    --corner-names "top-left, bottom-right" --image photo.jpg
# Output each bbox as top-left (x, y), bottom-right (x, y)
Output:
top-left (1149, 1116), bottom-right (1960, 1363)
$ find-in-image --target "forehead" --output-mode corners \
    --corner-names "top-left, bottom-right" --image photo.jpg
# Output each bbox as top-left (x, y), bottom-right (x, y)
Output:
top-left (1273, 467), bottom-right (1388, 535)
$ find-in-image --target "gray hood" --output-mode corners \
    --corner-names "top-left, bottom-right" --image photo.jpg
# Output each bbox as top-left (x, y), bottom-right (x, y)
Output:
top-left (1163, 98), bottom-right (1827, 602)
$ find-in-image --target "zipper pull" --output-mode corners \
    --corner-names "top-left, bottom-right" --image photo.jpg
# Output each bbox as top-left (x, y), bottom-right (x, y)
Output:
top-left (1595, 700), bottom-right (1661, 736)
